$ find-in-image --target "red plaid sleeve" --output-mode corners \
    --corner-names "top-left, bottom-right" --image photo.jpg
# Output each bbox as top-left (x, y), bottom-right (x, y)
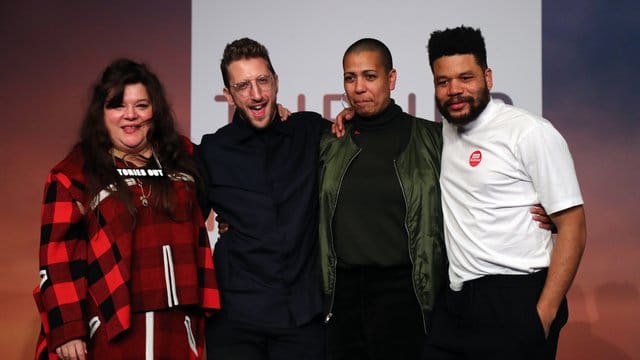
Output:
top-left (37, 171), bottom-right (89, 350)
top-left (196, 210), bottom-right (220, 311)
top-left (183, 137), bottom-right (220, 312)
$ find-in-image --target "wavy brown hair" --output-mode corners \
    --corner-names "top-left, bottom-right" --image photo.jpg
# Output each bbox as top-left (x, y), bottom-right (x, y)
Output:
top-left (220, 37), bottom-right (276, 88)
top-left (79, 58), bottom-right (198, 218)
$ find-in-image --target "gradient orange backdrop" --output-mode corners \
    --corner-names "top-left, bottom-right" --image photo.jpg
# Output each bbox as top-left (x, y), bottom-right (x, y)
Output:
top-left (1, 1), bottom-right (638, 359)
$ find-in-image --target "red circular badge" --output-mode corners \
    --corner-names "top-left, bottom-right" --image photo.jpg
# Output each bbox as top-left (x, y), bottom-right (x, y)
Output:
top-left (469, 150), bottom-right (482, 167)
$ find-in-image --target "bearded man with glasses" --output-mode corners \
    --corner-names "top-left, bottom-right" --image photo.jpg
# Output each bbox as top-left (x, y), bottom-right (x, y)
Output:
top-left (197, 37), bottom-right (330, 360)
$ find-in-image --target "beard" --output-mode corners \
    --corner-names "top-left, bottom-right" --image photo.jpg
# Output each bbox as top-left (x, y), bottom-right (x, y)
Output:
top-left (436, 85), bottom-right (491, 127)
top-left (235, 99), bottom-right (277, 129)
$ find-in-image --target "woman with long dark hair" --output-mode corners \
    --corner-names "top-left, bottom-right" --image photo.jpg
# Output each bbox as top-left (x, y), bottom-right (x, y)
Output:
top-left (34, 59), bottom-right (219, 359)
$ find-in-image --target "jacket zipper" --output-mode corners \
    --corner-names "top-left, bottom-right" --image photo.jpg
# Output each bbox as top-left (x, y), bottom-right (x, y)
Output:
top-left (325, 147), bottom-right (362, 323)
top-left (393, 159), bottom-right (428, 333)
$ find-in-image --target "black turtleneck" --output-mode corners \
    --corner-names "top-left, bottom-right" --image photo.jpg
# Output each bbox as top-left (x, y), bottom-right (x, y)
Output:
top-left (333, 100), bottom-right (412, 267)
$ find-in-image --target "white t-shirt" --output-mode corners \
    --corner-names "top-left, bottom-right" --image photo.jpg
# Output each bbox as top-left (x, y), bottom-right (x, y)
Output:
top-left (441, 99), bottom-right (583, 291)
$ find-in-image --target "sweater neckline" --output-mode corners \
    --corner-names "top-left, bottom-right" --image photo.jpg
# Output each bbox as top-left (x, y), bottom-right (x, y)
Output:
top-left (353, 100), bottom-right (400, 132)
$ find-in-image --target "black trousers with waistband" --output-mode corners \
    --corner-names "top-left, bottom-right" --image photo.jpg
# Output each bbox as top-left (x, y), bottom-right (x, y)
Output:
top-left (328, 265), bottom-right (425, 360)
top-left (423, 269), bottom-right (568, 360)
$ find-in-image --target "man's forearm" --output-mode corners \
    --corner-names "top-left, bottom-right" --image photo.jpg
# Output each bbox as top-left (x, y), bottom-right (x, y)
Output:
top-left (536, 205), bottom-right (586, 335)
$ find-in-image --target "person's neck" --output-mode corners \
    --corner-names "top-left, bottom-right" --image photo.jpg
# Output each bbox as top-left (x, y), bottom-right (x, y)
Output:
top-left (111, 146), bottom-right (154, 167)
top-left (354, 100), bottom-right (397, 131)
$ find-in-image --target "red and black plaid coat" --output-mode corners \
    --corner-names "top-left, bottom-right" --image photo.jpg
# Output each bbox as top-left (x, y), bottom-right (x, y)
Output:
top-left (34, 142), bottom-right (219, 359)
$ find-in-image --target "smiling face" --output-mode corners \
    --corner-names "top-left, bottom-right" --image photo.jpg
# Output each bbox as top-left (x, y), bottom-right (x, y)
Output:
top-left (433, 54), bottom-right (493, 127)
top-left (343, 50), bottom-right (396, 117)
top-left (223, 57), bottom-right (278, 129)
top-left (103, 83), bottom-right (153, 154)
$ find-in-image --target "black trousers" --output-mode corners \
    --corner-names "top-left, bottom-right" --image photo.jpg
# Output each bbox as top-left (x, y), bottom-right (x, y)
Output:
top-left (205, 312), bottom-right (325, 360)
top-left (423, 269), bottom-right (569, 360)
top-left (327, 265), bottom-right (425, 360)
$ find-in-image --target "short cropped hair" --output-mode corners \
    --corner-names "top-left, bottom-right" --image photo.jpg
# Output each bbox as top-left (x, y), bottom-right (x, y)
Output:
top-left (220, 38), bottom-right (277, 88)
top-left (343, 38), bottom-right (393, 72)
top-left (427, 26), bottom-right (488, 71)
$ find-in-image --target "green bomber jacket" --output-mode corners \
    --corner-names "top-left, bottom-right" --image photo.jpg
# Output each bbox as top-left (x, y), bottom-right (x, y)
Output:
top-left (318, 112), bottom-right (447, 331)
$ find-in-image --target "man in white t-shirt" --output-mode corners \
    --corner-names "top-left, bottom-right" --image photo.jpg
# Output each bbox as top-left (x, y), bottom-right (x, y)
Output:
top-left (423, 26), bottom-right (586, 360)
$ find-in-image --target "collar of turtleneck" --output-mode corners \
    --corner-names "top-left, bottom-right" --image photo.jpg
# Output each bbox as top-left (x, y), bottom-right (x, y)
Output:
top-left (352, 99), bottom-right (401, 132)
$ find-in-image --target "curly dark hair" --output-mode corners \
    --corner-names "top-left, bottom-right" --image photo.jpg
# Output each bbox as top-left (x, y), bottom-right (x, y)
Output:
top-left (427, 25), bottom-right (488, 71)
top-left (220, 38), bottom-right (277, 88)
top-left (79, 58), bottom-right (198, 218)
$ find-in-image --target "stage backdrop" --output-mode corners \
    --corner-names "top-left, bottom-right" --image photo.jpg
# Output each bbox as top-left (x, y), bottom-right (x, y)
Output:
top-left (191, 0), bottom-right (541, 136)
top-left (191, 0), bottom-right (542, 242)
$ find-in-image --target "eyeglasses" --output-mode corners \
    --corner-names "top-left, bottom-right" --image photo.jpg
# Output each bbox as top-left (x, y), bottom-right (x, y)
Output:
top-left (229, 74), bottom-right (274, 96)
